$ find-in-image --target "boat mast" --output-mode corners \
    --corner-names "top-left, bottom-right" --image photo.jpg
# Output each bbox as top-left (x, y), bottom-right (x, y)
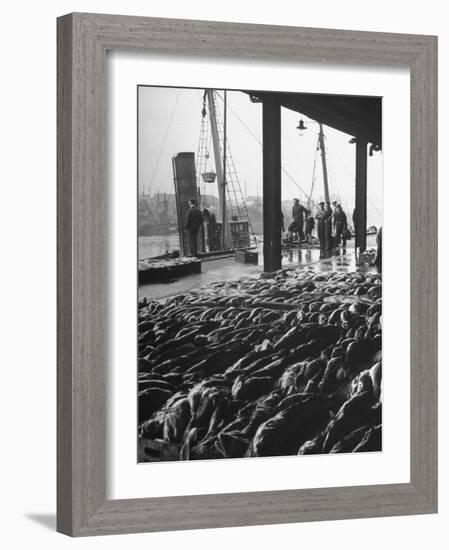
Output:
top-left (206, 89), bottom-right (231, 249)
top-left (318, 123), bottom-right (330, 203)
top-left (222, 90), bottom-right (227, 250)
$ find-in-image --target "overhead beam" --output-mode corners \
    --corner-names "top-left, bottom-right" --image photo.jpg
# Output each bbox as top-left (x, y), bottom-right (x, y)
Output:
top-left (247, 91), bottom-right (382, 147)
top-left (355, 139), bottom-right (368, 252)
top-left (262, 98), bottom-right (282, 273)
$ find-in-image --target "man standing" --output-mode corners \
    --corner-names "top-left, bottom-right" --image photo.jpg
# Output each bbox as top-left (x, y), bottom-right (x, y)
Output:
top-left (185, 198), bottom-right (203, 257)
top-left (287, 198), bottom-right (306, 242)
top-left (324, 201), bottom-right (334, 253)
top-left (305, 209), bottom-right (315, 243)
top-left (334, 204), bottom-right (348, 248)
top-left (352, 208), bottom-right (357, 236)
top-left (316, 202), bottom-right (326, 250)
top-left (374, 226), bottom-right (382, 269)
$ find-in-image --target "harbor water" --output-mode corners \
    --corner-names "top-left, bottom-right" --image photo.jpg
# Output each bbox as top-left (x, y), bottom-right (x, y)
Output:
top-left (139, 234), bottom-right (181, 259)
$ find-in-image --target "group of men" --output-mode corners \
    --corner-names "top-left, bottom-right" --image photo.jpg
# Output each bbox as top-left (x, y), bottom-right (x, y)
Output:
top-left (286, 198), bottom-right (349, 253)
top-left (186, 196), bottom-right (381, 268)
top-left (184, 198), bottom-right (221, 256)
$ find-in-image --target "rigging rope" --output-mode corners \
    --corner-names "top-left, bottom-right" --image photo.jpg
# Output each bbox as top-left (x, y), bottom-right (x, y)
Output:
top-left (215, 92), bottom-right (311, 201)
top-left (212, 92), bottom-right (258, 245)
top-left (307, 137), bottom-right (320, 210)
top-left (342, 163), bottom-right (382, 217)
top-left (148, 90), bottom-right (180, 193)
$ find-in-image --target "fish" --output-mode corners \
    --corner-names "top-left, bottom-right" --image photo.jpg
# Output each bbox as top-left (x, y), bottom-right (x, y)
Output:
top-left (138, 379), bottom-right (176, 392)
top-left (329, 425), bottom-right (370, 453)
top-left (318, 357), bottom-right (345, 393)
top-left (350, 370), bottom-right (374, 396)
top-left (224, 349), bottom-right (274, 377)
top-left (328, 308), bottom-right (345, 325)
top-left (248, 395), bottom-right (338, 457)
top-left (322, 391), bottom-right (375, 452)
top-left (232, 375), bottom-right (274, 401)
top-left (367, 285), bottom-right (382, 299)
top-left (162, 397), bottom-right (191, 443)
top-left (370, 362), bottom-right (382, 400)
top-left (274, 326), bottom-right (303, 350)
top-left (138, 268), bottom-right (382, 461)
top-left (226, 350), bottom-right (280, 380)
top-left (345, 339), bottom-right (375, 371)
top-left (179, 427), bottom-right (200, 460)
top-left (241, 391), bottom-right (283, 437)
top-left (304, 358), bottom-right (326, 380)
top-left (278, 362), bottom-right (306, 392)
top-left (298, 433), bottom-right (325, 455)
top-left (290, 339), bottom-right (328, 361)
top-left (138, 387), bottom-right (173, 424)
top-left (250, 356), bottom-right (291, 379)
top-left (216, 432), bottom-right (249, 458)
top-left (353, 425), bottom-right (382, 452)
top-left (139, 417), bottom-right (164, 439)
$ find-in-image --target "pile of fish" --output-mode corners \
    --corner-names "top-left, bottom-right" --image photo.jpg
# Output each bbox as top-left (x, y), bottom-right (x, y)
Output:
top-left (138, 256), bottom-right (200, 271)
top-left (138, 267), bottom-right (382, 461)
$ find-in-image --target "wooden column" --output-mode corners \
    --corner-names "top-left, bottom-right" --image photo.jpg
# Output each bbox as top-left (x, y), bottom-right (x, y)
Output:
top-left (355, 139), bottom-right (368, 252)
top-left (262, 98), bottom-right (282, 272)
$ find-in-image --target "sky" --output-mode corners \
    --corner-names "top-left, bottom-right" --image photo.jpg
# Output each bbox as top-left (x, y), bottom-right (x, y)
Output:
top-left (138, 86), bottom-right (383, 227)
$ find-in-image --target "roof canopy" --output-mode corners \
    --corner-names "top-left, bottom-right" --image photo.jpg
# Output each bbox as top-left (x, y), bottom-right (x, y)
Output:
top-left (246, 91), bottom-right (382, 149)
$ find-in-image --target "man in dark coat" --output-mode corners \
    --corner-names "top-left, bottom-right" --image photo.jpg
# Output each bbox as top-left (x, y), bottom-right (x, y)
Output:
top-left (374, 226), bottom-right (382, 269)
top-left (203, 206), bottom-right (218, 251)
top-left (333, 204), bottom-right (348, 248)
top-left (287, 198), bottom-right (307, 242)
top-left (352, 207), bottom-right (357, 236)
top-left (316, 202), bottom-right (326, 250)
top-left (305, 209), bottom-right (315, 243)
top-left (323, 201), bottom-right (334, 252)
top-left (185, 198), bottom-right (203, 257)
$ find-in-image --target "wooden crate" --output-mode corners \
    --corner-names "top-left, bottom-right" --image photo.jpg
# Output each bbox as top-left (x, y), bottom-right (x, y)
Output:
top-left (235, 250), bottom-right (258, 264)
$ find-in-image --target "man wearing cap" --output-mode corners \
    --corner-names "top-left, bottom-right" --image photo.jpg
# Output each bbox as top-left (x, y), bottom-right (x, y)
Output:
top-left (374, 226), bottom-right (382, 268)
top-left (185, 198), bottom-right (203, 257)
top-left (333, 204), bottom-right (348, 249)
top-left (324, 201), bottom-right (334, 253)
top-left (316, 202), bottom-right (326, 250)
top-left (287, 198), bottom-right (307, 242)
top-left (305, 209), bottom-right (315, 243)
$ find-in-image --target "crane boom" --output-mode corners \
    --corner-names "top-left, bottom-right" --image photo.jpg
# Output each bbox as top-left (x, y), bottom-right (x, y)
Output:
top-left (206, 89), bottom-right (232, 249)
top-left (318, 123), bottom-right (330, 204)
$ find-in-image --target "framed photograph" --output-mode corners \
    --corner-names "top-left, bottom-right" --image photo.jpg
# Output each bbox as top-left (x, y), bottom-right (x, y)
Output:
top-left (57, 13), bottom-right (437, 536)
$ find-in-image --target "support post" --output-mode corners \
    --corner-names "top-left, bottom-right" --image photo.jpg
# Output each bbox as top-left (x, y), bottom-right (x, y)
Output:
top-left (355, 139), bottom-right (368, 252)
top-left (262, 98), bottom-right (282, 272)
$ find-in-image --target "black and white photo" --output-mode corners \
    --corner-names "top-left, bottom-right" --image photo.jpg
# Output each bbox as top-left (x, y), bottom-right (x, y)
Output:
top-left (137, 86), bottom-right (383, 462)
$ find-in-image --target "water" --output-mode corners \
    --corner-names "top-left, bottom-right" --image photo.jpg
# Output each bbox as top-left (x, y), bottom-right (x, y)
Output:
top-left (139, 234), bottom-right (181, 259)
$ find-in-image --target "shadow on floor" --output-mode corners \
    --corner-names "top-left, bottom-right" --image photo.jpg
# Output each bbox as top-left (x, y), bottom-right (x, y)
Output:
top-left (25, 513), bottom-right (56, 531)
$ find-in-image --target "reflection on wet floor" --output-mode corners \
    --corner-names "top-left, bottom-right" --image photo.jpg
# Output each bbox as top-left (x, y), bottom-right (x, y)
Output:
top-left (139, 244), bottom-right (379, 301)
top-left (282, 246), bottom-right (375, 273)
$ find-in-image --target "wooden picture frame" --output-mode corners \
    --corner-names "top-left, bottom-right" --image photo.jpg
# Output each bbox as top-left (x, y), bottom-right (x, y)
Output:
top-left (57, 12), bottom-right (438, 536)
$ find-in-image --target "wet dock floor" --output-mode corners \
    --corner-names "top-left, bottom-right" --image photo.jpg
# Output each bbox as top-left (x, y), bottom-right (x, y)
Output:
top-left (139, 239), bottom-right (379, 301)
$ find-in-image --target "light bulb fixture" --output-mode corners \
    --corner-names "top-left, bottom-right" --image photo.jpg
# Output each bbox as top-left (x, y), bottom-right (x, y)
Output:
top-left (296, 118), bottom-right (307, 132)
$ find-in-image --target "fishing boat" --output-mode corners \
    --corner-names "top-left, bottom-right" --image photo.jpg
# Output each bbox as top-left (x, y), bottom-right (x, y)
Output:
top-left (172, 89), bottom-right (257, 259)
